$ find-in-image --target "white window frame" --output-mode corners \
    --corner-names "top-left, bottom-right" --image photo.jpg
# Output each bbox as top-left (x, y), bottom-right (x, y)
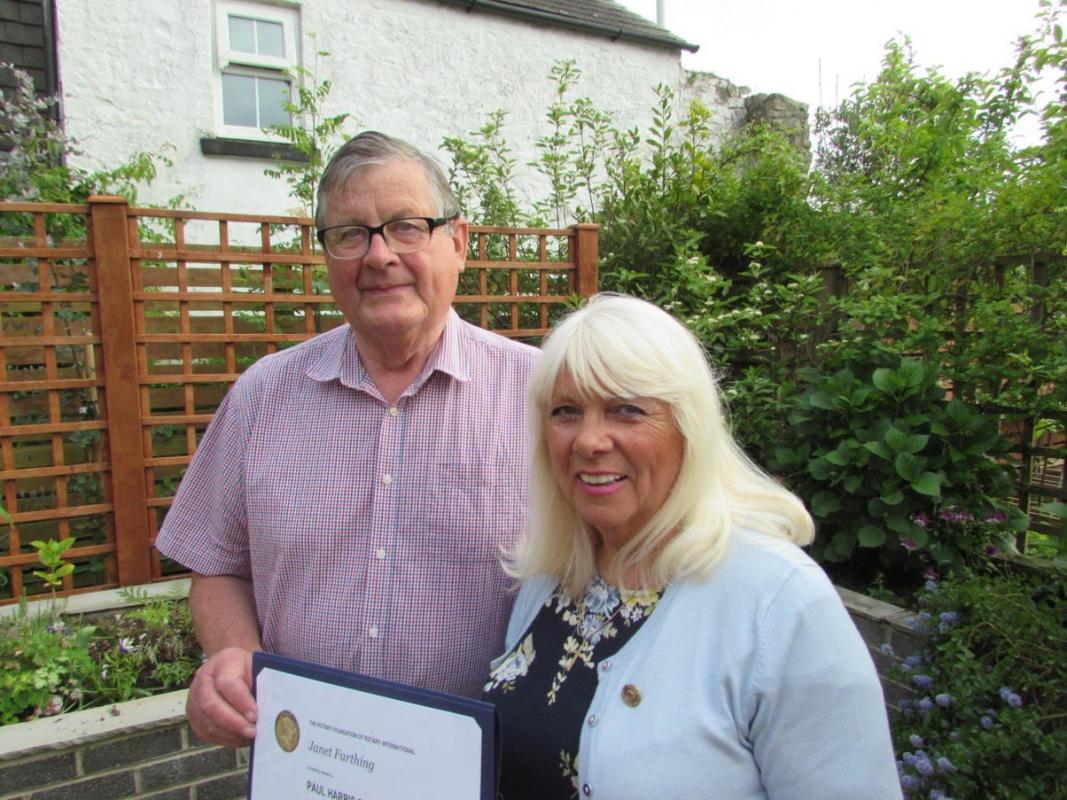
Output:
top-left (213, 0), bottom-right (300, 141)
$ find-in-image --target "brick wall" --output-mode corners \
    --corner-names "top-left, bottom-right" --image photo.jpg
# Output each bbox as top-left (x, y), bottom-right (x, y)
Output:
top-left (0, 693), bottom-right (248, 800)
top-left (0, 590), bottom-right (918, 798)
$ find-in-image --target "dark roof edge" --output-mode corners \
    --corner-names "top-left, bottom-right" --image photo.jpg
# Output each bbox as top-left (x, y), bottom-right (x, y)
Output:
top-left (436, 0), bottom-right (700, 53)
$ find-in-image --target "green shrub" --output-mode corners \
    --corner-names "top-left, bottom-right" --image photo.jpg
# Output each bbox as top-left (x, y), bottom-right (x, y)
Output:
top-left (769, 356), bottom-right (1025, 583)
top-left (887, 568), bottom-right (1067, 799)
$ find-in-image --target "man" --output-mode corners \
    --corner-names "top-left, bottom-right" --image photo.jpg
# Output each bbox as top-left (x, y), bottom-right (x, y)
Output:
top-left (156, 131), bottom-right (539, 748)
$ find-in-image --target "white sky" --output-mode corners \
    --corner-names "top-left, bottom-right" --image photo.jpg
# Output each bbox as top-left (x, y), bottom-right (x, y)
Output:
top-left (617, 0), bottom-right (1049, 119)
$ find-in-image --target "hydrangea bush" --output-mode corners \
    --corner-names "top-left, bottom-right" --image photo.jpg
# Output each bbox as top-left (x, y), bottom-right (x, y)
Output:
top-left (885, 567), bottom-right (1067, 798)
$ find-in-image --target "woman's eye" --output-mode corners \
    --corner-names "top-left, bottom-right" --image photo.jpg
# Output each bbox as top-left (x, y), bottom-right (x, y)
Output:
top-left (550, 404), bottom-right (580, 418)
top-left (616, 403), bottom-right (645, 416)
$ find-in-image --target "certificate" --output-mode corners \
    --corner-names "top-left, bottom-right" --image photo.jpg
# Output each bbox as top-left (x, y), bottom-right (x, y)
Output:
top-left (248, 652), bottom-right (499, 800)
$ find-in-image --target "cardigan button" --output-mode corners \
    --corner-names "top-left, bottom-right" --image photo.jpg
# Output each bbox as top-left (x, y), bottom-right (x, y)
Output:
top-left (621, 684), bottom-right (642, 707)
top-left (582, 784), bottom-right (592, 796)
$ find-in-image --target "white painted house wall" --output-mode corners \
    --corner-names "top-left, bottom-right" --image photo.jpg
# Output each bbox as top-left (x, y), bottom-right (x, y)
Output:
top-left (53, 0), bottom-right (744, 217)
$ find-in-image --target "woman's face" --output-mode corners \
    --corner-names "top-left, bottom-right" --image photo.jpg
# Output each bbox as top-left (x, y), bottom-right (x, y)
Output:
top-left (546, 372), bottom-right (685, 550)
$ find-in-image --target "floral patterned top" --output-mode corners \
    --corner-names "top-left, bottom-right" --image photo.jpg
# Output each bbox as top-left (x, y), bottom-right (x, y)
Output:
top-left (483, 575), bottom-right (662, 799)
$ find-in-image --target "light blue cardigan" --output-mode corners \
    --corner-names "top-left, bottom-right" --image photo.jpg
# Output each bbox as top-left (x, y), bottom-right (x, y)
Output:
top-left (495, 529), bottom-right (903, 799)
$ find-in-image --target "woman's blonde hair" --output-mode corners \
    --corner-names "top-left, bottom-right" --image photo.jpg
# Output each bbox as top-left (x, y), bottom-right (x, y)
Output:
top-left (511, 294), bottom-right (813, 594)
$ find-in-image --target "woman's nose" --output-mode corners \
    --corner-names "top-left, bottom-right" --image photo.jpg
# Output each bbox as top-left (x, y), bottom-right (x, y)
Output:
top-left (574, 416), bottom-right (611, 455)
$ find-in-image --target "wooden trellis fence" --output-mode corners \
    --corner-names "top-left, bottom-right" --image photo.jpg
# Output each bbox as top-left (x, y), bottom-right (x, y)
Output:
top-left (0, 197), bottom-right (599, 603)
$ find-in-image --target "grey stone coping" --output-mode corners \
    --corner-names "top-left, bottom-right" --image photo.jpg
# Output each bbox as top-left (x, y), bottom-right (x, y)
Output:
top-left (0, 691), bottom-right (189, 763)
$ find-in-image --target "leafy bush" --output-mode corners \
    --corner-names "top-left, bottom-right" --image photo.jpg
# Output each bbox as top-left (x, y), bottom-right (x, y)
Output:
top-left (769, 357), bottom-right (1025, 582)
top-left (0, 592), bottom-right (201, 724)
top-left (887, 568), bottom-right (1067, 798)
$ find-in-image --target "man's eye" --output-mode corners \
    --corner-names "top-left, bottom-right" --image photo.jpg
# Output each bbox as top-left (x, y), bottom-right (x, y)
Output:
top-left (338, 228), bottom-right (367, 243)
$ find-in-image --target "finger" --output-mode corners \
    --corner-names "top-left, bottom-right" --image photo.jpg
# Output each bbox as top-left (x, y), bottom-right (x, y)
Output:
top-left (187, 665), bottom-right (257, 745)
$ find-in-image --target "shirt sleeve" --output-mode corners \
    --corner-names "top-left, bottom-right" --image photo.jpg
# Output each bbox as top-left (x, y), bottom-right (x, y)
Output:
top-left (748, 562), bottom-right (903, 800)
top-left (154, 382), bottom-right (252, 577)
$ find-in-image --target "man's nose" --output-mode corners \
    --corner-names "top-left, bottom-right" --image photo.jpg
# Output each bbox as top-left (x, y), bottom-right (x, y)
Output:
top-left (362, 229), bottom-right (396, 266)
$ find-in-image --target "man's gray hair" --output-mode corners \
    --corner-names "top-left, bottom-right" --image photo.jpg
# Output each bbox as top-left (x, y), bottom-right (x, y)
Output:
top-left (315, 131), bottom-right (459, 229)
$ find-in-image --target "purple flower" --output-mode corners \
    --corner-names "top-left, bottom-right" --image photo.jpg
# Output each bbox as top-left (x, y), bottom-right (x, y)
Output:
top-left (918, 697), bottom-right (935, 713)
top-left (923, 567), bottom-right (940, 581)
top-left (1006, 692), bottom-right (1023, 708)
top-left (980, 715), bottom-right (995, 730)
top-left (916, 758), bottom-right (935, 777)
top-left (880, 642), bottom-right (896, 657)
top-left (903, 752), bottom-right (918, 766)
top-left (925, 579), bottom-right (939, 592)
top-left (931, 790), bottom-right (946, 800)
top-left (913, 674), bottom-right (935, 689)
top-left (938, 611), bottom-right (959, 625)
top-left (935, 693), bottom-right (953, 707)
top-left (901, 774), bottom-right (920, 791)
top-left (41, 695), bottom-right (63, 717)
top-left (985, 543), bottom-right (1002, 557)
top-left (913, 512), bottom-right (931, 528)
top-left (909, 734), bottom-right (925, 748)
top-left (902, 537), bottom-right (919, 551)
top-left (985, 509), bottom-right (1006, 523)
top-left (936, 756), bottom-right (957, 773)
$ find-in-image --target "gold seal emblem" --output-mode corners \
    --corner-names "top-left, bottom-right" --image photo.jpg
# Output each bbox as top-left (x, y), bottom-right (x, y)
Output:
top-left (274, 710), bottom-right (300, 753)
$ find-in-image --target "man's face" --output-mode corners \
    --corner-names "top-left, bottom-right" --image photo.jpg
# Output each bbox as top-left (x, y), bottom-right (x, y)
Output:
top-left (322, 160), bottom-right (467, 347)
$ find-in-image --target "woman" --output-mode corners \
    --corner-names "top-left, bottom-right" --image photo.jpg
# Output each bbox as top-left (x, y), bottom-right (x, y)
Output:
top-left (484, 294), bottom-right (902, 799)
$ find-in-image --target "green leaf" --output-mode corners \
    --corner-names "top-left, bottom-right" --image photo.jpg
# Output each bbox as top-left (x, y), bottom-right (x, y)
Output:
top-left (864, 440), bottom-right (893, 460)
top-left (858, 525), bottom-right (886, 547)
top-left (911, 472), bottom-right (943, 497)
top-left (811, 491), bottom-right (843, 518)
top-left (897, 359), bottom-right (927, 390)
top-left (881, 488), bottom-right (905, 505)
top-left (884, 426), bottom-right (910, 452)
top-left (843, 475), bottom-right (864, 494)
top-left (895, 451), bottom-right (924, 481)
top-left (808, 458), bottom-right (834, 480)
top-left (872, 367), bottom-right (901, 394)
top-left (903, 434), bottom-right (929, 453)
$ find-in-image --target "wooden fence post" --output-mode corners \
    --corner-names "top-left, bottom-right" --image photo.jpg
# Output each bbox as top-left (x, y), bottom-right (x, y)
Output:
top-left (89, 196), bottom-right (151, 586)
top-left (573, 223), bottom-right (600, 298)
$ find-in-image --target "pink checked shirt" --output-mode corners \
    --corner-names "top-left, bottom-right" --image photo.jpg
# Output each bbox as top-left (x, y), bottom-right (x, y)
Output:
top-left (156, 311), bottom-right (539, 698)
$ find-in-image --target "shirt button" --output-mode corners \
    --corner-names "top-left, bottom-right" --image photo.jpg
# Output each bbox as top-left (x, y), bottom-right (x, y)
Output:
top-left (376, 548), bottom-right (386, 560)
top-left (582, 784), bottom-right (592, 796)
top-left (388, 406), bottom-right (399, 416)
top-left (382, 474), bottom-right (393, 485)
top-left (621, 684), bottom-right (642, 707)
top-left (599, 660), bottom-right (611, 672)
top-left (587, 714), bottom-right (598, 727)
top-left (368, 626), bottom-right (379, 638)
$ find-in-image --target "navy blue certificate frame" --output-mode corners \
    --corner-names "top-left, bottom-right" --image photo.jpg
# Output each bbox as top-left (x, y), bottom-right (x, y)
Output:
top-left (249, 651), bottom-right (500, 799)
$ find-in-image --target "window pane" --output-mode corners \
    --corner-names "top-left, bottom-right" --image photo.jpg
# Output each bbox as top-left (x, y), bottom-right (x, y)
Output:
top-left (256, 20), bottom-right (285, 57)
top-left (222, 73), bottom-right (258, 127)
top-left (258, 77), bottom-right (291, 128)
top-left (228, 15), bottom-right (256, 53)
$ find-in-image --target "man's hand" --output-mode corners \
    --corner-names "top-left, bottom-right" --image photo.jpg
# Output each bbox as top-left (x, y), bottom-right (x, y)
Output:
top-left (186, 646), bottom-right (258, 747)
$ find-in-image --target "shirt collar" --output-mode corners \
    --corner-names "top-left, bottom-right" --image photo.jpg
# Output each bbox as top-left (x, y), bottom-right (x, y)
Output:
top-left (306, 309), bottom-right (471, 392)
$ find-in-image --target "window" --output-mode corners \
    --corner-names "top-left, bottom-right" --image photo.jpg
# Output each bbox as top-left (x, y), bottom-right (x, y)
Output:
top-left (214, 1), bottom-right (299, 137)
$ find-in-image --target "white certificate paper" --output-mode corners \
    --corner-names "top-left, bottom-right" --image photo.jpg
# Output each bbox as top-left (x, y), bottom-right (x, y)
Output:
top-left (249, 653), bottom-right (498, 800)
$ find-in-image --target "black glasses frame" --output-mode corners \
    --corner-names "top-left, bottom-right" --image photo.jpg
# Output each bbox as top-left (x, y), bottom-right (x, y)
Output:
top-left (316, 215), bottom-right (458, 258)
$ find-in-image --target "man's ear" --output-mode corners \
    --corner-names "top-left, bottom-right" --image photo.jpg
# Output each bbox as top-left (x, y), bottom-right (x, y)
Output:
top-left (450, 216), bottom-right (469, 270)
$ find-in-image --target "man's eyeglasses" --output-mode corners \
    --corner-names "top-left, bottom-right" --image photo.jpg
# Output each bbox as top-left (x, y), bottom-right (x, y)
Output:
top-left (316, 215), bottom-right (457, 260)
